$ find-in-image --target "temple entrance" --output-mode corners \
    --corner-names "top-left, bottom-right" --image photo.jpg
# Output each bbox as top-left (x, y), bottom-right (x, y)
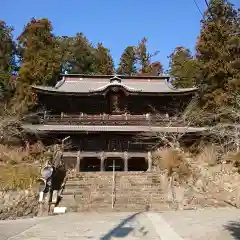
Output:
top-left (104, 157), bottom-right (124, 171)
top-left (80, 157), bottom-right (101, 172)
top-left (128, 157), bottom-right (148, 171)
top-left (108, 139), bottom-right (122, 152)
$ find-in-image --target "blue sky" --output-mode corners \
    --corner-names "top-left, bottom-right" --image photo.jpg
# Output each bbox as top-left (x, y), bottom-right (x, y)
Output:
top-left (2, 0), bottom-right (239, 70)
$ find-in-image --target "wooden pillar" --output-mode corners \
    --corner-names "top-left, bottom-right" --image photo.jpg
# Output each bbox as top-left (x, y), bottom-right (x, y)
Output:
top-left (75, 150), bottom-right (81, 172)
top-left (100, 152), bottom-right (105, 171)
top-left (124, 151), bottom-right (128, 172)
top-left (124, 94), bottom-right (128, 113)
top-left (147, 151), bottom-right (152, 172)
top-left (25, 140), bottom-right (30, 154)
top-left (44, 111), bottom-right (47, 120)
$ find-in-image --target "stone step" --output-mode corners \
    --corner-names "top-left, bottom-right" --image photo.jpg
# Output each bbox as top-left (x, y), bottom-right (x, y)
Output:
top-left (66, 178), bottom-right (160, 182)
top-left (59, 204), bottom-right (171, 212)
top-left (67, 176), bottom-right (162, 181)
top-left (68, 172), bottom-right (159, 176)
top-left (65, 182), bottom-right (163, 187)
top-left (62, 193), bottom-right (112, 197)
top-left (64, 185), bottom-right (111, 188)
top-left (60, 199), bottom-right (167, 207)
top-left (58, 201), bottom-right (171, 211)
top-left (61, 191), bottom-right (165, 198)
top-left (66, 180), bottom-right (112, 183)
top-left (64, 186), bottom-right (161, 191)
top-left (58, 172), bottom-right (167, 212)
top-left (66, 179), bottom-right (160, 183)
top-left (66, 180), bottom-right (161, 184)
top-left (65, 181), bottom-right (112, 185)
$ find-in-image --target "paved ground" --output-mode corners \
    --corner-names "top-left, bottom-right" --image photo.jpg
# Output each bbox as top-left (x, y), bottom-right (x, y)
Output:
top-left (1, 208), bottom-right (240, 239)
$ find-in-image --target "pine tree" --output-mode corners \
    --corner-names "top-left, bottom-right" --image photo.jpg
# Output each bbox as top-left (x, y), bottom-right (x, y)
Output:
top-left (18, 18), bottom-right (61, 86)
top-left (135, 37), bottom-right (151, 74)
top-left (196, 0), bottom-right (240, 109)
top-left (94, 43), bottom-right (114, 75)
top-left (135, 37), bottom-right (163, 75)
top-left (168, 46), bottom-right (200, 88)
top-left (57, 36), bottom-right (74, 74)
top-left (58, 33), bottom-right (97, 74)
top-left (150, 61), bottom-right (164, 76)
top-left (0, 20), bottom-right (17, 101)
top-left (117, 46), bottom-right (137, 75)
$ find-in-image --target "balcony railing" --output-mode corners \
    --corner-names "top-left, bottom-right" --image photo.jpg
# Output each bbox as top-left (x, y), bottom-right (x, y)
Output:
top-left (28, 113), bottom-right (185, 127)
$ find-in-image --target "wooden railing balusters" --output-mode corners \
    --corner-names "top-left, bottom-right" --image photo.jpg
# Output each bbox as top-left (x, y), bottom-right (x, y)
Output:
top-left (40, 113), bottom-right (184, 126)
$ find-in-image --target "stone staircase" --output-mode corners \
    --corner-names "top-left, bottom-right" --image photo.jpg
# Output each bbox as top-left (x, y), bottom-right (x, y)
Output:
top-left (58, 172), bottom-right (172, 212)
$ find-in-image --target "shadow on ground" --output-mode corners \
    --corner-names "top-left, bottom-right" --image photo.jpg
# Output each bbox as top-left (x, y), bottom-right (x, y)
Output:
top-left (100, 212), bottom-right (149, 240)
top-left (225, 221), bottom-right (240, 240)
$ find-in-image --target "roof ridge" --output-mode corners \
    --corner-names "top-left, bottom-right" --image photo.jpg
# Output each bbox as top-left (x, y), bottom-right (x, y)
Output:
top-left (59, 73), bottom-right (170, 79)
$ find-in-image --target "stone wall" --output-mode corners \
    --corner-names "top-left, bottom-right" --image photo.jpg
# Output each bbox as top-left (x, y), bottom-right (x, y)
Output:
top-left (0, 190), bottom-right (38, 220)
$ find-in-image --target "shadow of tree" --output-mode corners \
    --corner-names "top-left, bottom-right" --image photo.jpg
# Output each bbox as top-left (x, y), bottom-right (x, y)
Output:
top-left (224, 221), bottom-right (240, 240)
top-left (100, 212), bottom-right (148, 240)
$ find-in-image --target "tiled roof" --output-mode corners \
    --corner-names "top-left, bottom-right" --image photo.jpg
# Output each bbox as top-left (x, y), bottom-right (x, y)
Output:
top-left (23, 124), bottom-right (206, 133)
top-left (32, 75), bottom-right (197, 94)
top-left (90, 81), bottom-right (141, 93)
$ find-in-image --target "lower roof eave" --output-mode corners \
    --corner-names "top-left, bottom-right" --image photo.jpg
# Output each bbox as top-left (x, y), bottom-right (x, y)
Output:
top-left (22, 124), bottom-right (206, 133)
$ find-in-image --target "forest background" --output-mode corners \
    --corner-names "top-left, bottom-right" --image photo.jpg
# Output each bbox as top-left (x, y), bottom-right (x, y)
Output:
top-left (0, 0), bottom-right (240, 122)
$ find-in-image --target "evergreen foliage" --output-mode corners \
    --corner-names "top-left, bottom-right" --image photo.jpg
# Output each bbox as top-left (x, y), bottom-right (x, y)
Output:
top-left (58, 33), bottom-right (97, 74)
top-left (168, 46), bottom-right (200, 88)
top-left (94, 43), bottom-right (114, 75)
top-left (135, 37), bottom-right (163, 75)
top-left (117, 46), bottom-right (137, 75)
top-left (0, 21), bottom-right (17, 101)
top-left (1, 0), bottom-right (239, 119)
top-left (196, 0), bottom-right (240, 109)
top-left (18, 18), bottom-right (61, 86)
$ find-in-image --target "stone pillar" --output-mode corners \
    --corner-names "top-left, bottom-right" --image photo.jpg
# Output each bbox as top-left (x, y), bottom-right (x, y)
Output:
top-left (147, 151), bottom-right (152, 172)
top-left (75, 151), bottom-right (81, 172)
top-left (100, 152), bottom-right (105, 171)
top-left (124, 151), bottom-right (128, 172)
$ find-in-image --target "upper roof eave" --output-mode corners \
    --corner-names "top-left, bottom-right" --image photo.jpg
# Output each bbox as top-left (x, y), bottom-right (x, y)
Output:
top-left (31, 85), bottom-right (198, 95)
top-left (32, 85), bottom-right (56, 92)
top-left (32, 74), bottom-right (198, 94)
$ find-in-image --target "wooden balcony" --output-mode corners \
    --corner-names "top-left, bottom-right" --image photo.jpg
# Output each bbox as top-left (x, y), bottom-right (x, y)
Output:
top-left (28, 113), bottom-right (185, 127)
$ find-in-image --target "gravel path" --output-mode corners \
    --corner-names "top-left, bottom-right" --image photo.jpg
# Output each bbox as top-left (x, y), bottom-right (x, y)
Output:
top-left (0, 208), bottom-right (240, 239)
